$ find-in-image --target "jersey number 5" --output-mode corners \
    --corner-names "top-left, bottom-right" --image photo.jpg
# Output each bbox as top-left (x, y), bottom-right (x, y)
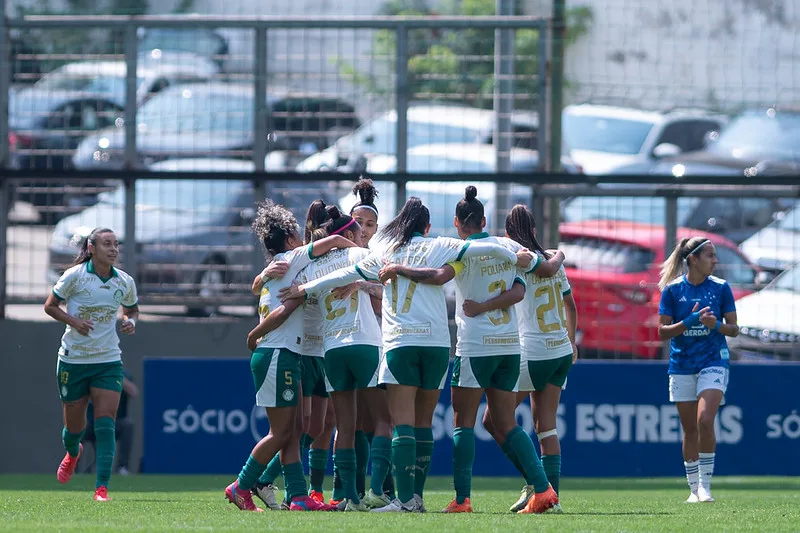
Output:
top-left (487, 280), bottom-right (511, 326)
top-left (534, 282), bottom-right (567, 333)
top-left (390, 280), bottom-right (417, 314)
top-left (324, 292), bottom-right (358, 321)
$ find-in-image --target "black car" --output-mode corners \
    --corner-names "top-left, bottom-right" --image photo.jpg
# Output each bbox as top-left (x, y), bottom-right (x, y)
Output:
top-left (72, 82), bottom-right (360, 170)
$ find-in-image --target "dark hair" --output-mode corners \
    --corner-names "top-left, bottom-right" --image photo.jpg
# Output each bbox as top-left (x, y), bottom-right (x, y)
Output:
top-left (251, 199), bottom-right (299, 259)
top-left (658, 236), bottom-right (712, 290)
top-left (305, 199), bottom-right (329, 244)
top-left (455, 185), bottom-right (484, 231)
top-left (72, 227), bottom-right (115, 266)
top-left (322, 205), bottom-right (358, 236)
top-left (350, 178), bottom-right (379, 217)
top-left (380, 197), bottom-right (430, 250)
top-left (505, 204), bottom-right (548, 257)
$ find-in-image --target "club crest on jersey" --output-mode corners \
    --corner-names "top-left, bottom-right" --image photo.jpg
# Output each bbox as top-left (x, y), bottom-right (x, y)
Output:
top-left (282, 389), bottom-right (295, 402)
top-left (113, 289), bottom-right (124, 304)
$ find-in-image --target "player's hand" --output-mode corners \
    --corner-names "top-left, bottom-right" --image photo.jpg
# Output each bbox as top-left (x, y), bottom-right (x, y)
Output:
top-left (515, 250), bottom-right (534, 269)
top-left (462, 299), bottom-right (485, 317)
top-left (331, 283), bottom-right (359, 300)
top-left (548, 249), bottom-right (566, 262)
top-left (265, 261), bottom-right (290, 279)
top-left (246, 332), bottom-right (259, 352)
top-left (279, 283), bottom-right (305, 302)
top-left (71, 318), bottom-right (94, 336)
top-left (119, 318), bottom-right (136, 335)
top-left (682, 303), bottom-right (710, 328)
top-left (379, 264), bottom-right (400, 284)
top-left (699, 309), bottom-right (718, 330)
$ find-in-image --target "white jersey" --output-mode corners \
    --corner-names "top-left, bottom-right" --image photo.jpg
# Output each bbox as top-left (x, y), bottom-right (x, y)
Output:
top-left (517, 264), bottom-right (573, 361)
top-left (301, 234), bottom-right (518, 352)
top-left (256, 244), bottom-right (314, 352)
top-left (297, 296), bottom-right (324, 357)
top-left (451, 234), bottom-right (525, 357)
top-left (299, 248), bottom-right (381, 352)
top-left (52, 260), bottom-right (138, 364)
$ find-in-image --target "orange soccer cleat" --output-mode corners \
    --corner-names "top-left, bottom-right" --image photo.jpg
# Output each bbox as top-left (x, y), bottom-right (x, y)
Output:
top-left (441, 497), bottom-right (473, 513)
top-left (517, 485), bottom-right (559, 514)
top-left (57, 443), bottom-right (83, 484)
top-left (309, 490), bottom-right (325, 503)
top-left (93, 486), bottom-right (111, 502)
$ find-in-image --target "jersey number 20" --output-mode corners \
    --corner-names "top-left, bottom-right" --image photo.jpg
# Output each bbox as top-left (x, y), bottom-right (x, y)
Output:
top-left (534, 282), bottom-right (567, 333)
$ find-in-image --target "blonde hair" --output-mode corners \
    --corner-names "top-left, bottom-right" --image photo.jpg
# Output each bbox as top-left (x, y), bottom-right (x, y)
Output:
top-left (658, 236), bottom-right (712, 290)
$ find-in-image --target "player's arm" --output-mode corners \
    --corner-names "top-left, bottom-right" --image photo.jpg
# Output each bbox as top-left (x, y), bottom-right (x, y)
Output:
top-left (251, 261), bottom-right (290, 295)
top-left (700, 310), bottom-right (739, 337)
top-left (563, 291), bottom-right (579, 361)
top-left (119, 304), bottom-right (139, 335)
top-left (247, 297), bottom-right (304, 351)
top-left (279, 265), bottom-right (363, 301)
top-left (658, 302), bottom-right (711, 340)
top-left (44, 292), bottom-right (94, 336)
top-left (378, 264), bottom-right (456, 286)
top-left (310, 235), bottom-right (356, 257)
top-left (527, 250), bottom-right (565, 278)
top-left (462, 279), bottom-right (525, 317)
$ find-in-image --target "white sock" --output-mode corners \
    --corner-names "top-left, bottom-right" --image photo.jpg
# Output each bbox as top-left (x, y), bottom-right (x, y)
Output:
top-left (699, 453), bottom-right (715, 491)
top-left (684, 460), bottom-right (699, 494)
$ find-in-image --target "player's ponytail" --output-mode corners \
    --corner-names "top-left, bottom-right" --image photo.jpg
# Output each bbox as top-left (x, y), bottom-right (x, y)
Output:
top-left (455, 185), bottom-right (484, 232)
top-left (322, 205), bottom-right (358, 236)
top-left (71, 227), bottom-right (114, 266)
top-left (304, 199), bottom-right (329, 244)
top-left (351, 178), bottom-right (379, 219)
top-left (505, 205), bottom-right (548, 258)
top-left (380, 197), bottom-right (430, 250)
top-left (658, 236), bottom-right (710, 290)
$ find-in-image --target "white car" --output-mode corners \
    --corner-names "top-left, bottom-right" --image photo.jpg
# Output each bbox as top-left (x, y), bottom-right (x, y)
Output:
top-left (728, 265), bottom-right (800, 361)
top-left (739, 202), bottom-right (800, 273)
top-left (563, 104), bottom-right (724, 175)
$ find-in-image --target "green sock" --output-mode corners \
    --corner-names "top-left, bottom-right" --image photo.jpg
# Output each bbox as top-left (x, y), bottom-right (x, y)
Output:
top-left (332, 464), bottom-right (344, 501)
top-left (383, 470), bottom-right (396, 499)
top-left (507, 426), bottom-right (549, 493)
top-left (258, 453), bottom-right (283, 485)
top-left (542, 455), bottom-right (562, 494)
top-left (392, 425), bottom-right (416, 503)
top-left (309, 448), bottom-right (329, 492)
top-left (94, 417), bottom-right (115, 489)
top-left (238, 454), bottom-right (267, 491)
top-left (369, 436), bottom-right (392, 495)
top-left (500, 437), bottom-right (531, 484)
top-left (300, 433), bottom-right (314, 472)
top-left (413, 427), bottom-right (433, 498)
top-left (354, 430), bottom-right (370, 496)
top-left (452, 427), bottom-right (475, 504)
top-left (333, 448), bottom-right (359, 503)
top-left (366, 432), bottom-right (374, 445)
top-left (62, 427), bottom-right (84, 457)
top-left (283, 462), bottom-right (307, 500)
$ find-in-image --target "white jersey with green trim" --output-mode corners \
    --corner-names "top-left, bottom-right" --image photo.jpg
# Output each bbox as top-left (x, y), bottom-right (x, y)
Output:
top-left (299, 247), bottom-right (381, 352)
top-left (452, 234), bottom-right (524, 357)
top-left (516, 264), bottom-right (573, 361)
top-left (52, 261), bottom-right (138, 364)
top-left (256, 244), bottom-right (314, 352)
top-left (297, 297), bottom-right (324, 357)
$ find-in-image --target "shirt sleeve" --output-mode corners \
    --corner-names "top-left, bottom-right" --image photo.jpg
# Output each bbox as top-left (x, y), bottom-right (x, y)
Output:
top-left (559, 267), bottom-right (571, 295)
top-left (720, 282), bottom-right (736, 314)
top-left (448, 261), bottom-right (466, 277)
top-left (52, 268), bottom-right (76, 300)
top-left (121, 278), bottom-right (138, 308)
top-left (460, 240), bottom-right (518, 264)
top-left (658, 287), bottom-right (675, 317)
top-left (301, 261), bottom-right (368, 297)
top-left (525, 252), bottom-right (543, 274)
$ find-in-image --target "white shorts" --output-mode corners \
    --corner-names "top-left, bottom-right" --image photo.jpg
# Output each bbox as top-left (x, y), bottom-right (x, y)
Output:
top-left (669, 366), bottom-right (729, 403)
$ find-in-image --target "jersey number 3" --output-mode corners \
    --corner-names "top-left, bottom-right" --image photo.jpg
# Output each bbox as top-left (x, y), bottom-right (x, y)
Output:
top-left (487, 280), bottom-right (511, 326)
top-left (534, 283), bottom-right (567, 333)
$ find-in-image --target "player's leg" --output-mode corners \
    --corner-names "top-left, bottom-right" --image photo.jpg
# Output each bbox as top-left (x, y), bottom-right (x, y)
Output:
top-left (330, 388), bottom-right (363, 510)
top-left (361, 387), bottom-right (393, 508)
top-left (56, 360), bottom-right (90, 485)
top-left (309, 399), bottom-right (334, 502)
top-left (87, 362), bottom-right (124, 501)
top-left (354, 391), bottom-right (371, 499)
top-left (695, 367), bottom-right (727, 503)
top-left (672, 372), bottom-right (701, 503)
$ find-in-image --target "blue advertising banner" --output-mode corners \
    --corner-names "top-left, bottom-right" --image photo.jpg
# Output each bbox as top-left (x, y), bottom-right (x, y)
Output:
top-left (144, 359), bottom-right (800, 476)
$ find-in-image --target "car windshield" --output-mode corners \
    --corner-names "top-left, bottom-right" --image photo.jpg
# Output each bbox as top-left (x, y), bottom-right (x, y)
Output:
top-left (775, 205), bottom-right (800, 231)
top-left (563, 196), bottom-right (699, 226)
top-left (36, 72), bottom-right (141, 103)
top-left (773, 264), bottom-right (800, 292)
top-left (559, 236), bottom-right (655, 273)
top-left (337, 116), bottom-right (483, 154)
top-left (140, 29), bottom-right (221, 56)
top-left (710, 112), bottom-right (800, 161)
top-left (99, 180), bottom-right (248, 210)
top-left (138, 89), bottom-right (251, 133)
top-left (563, 114), bottom-right (654, 155)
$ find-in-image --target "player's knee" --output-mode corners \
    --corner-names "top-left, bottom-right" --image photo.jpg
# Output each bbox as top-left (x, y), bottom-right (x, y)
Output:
top-left (698, 412), bottom-right (716, 434)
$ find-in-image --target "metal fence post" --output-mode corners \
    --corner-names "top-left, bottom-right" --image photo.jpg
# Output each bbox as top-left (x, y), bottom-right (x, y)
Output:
top-left (395, 25), bottom-right (408, 215)
top-left (123, 24), bottom-right (138, 170)
top-left (124, 177), bottom-right (137, 283)
top-left (252, 27), bottom-right (268, 280)
top-left (662, 193), bottom-right (679, 359)
top-left (0, 178), bottom-right (7, 319)
top-left (493, 0), bottom-right (514, 235)
top-left (0, 0), bottom-right (9, 317)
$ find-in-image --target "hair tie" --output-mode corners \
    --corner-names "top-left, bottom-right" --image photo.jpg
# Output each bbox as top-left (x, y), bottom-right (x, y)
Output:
top-left (331, 218), bottom-right (356, 235)
top-left (351, 204), bottom-right (379, 217)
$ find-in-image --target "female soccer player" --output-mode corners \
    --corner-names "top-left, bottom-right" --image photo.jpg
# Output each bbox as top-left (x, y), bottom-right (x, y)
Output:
top-left (44, 227), bottom-right (138, 502)
top-left (483, 204), bottom-right (578, 514)
top-left (657, 236), bottom-right (738, 503)
top-left (280, 197), bottom-right (533, 512)
top-left (225, 200), bottom-right (352, 512)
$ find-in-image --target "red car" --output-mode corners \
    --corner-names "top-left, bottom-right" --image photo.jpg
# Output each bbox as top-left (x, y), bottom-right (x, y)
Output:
top-left (558, 220), bottom-right (764, 359)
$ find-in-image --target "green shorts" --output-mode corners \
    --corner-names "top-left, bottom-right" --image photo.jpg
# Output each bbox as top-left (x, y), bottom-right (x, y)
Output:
top-left (56, 360), bottom-right (124, 403)
top-left (451, 354), bottom-right (520, 392)
top-left (518, 354), bottom-right (573, 392)
top-left (252, 347), bottom-right (301, 408)
top-left (381, 346), bottom-right (450, 390)
top-left (301, 356), bottom-right (329, 398)
top-left (324, 345), bottom-right (380, 392)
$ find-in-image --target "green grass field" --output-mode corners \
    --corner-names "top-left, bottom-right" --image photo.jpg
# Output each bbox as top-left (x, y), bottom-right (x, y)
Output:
top-left (1, 475), bottom-right (798, 532)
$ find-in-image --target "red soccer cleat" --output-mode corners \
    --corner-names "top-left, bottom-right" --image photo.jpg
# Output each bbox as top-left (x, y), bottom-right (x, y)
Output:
top-left (225, 480), bottom-right (263, 512)
top-left (309, 490), bottom-right (324, 503)
top-left (517, 485), bottom-right (559, 514)
top-left (442, 497), bottom-right (473, 513)
top-left (57, 443), bottom-right (83, 484)
top-left (93, 486), bottom-right (111, 502)
top-left (290, 495), bottom-right (337, 511)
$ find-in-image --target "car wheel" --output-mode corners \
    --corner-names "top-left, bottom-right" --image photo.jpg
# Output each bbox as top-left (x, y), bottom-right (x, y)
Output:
top-left (187, 260), bottom-right (225, 317)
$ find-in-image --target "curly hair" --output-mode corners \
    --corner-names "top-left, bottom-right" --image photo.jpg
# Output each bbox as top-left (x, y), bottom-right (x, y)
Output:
top-left (251, 199), bottom-right (299, 259)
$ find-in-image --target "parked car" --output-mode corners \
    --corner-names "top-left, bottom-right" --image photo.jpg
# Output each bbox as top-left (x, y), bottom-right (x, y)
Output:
top-left (728, 264), bottom-right (800, 361)
top-left (296, 103), bottom-right (539, 173)
top-left (561, 192), bottom-right (787, 244)
top-left (138, 27), bottom-right (230, 71)
top-left (72, 83), bottom-right (360, 170)
top-left (558, 220), bottom-right (766, 359)
top-left (739, 202), bottom-right (800, 274)
top-left (563, 104), bottom-right (725, 175)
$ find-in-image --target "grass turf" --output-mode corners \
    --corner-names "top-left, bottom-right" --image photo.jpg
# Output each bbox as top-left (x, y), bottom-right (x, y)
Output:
top-left (0, 475), bottom-right (798, 532)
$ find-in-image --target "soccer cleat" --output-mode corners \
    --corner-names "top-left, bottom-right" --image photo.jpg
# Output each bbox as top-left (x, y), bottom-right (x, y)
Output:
top-left (251, 482), bottom-right (282, 510)
top-left (289, 495), bottom-right (337, 511)
top-left (362, 489), bottom-right (392, 509)
top-left (329, 498), bottom-right (343, 507)
top-left (93, 486), bottom-right (111, 502)
top-left (309, 490), bottom-right (325, 504)
top-left (685, 492), bottom-right (699, 504)
top-left (370, 497), bottom-right (420, 513)
top-left (225, 480), bottom-right (263, 512)
top-left (697, 487), bottom-right (715, 503)
top-left (547, 502), bottom-right (564, 514)
top-left (509, 485), bottom-right (535, 512)
top-left (57, 443), bottom-right (83, 484)
top-left (344, 499), bottom-right (370, 512)
top-left (517, 485), bottom-right (559, 514)
top-left (441, 497), bottom-right (473, 513)
top-left (413, 494), bottom-right (427, 513)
